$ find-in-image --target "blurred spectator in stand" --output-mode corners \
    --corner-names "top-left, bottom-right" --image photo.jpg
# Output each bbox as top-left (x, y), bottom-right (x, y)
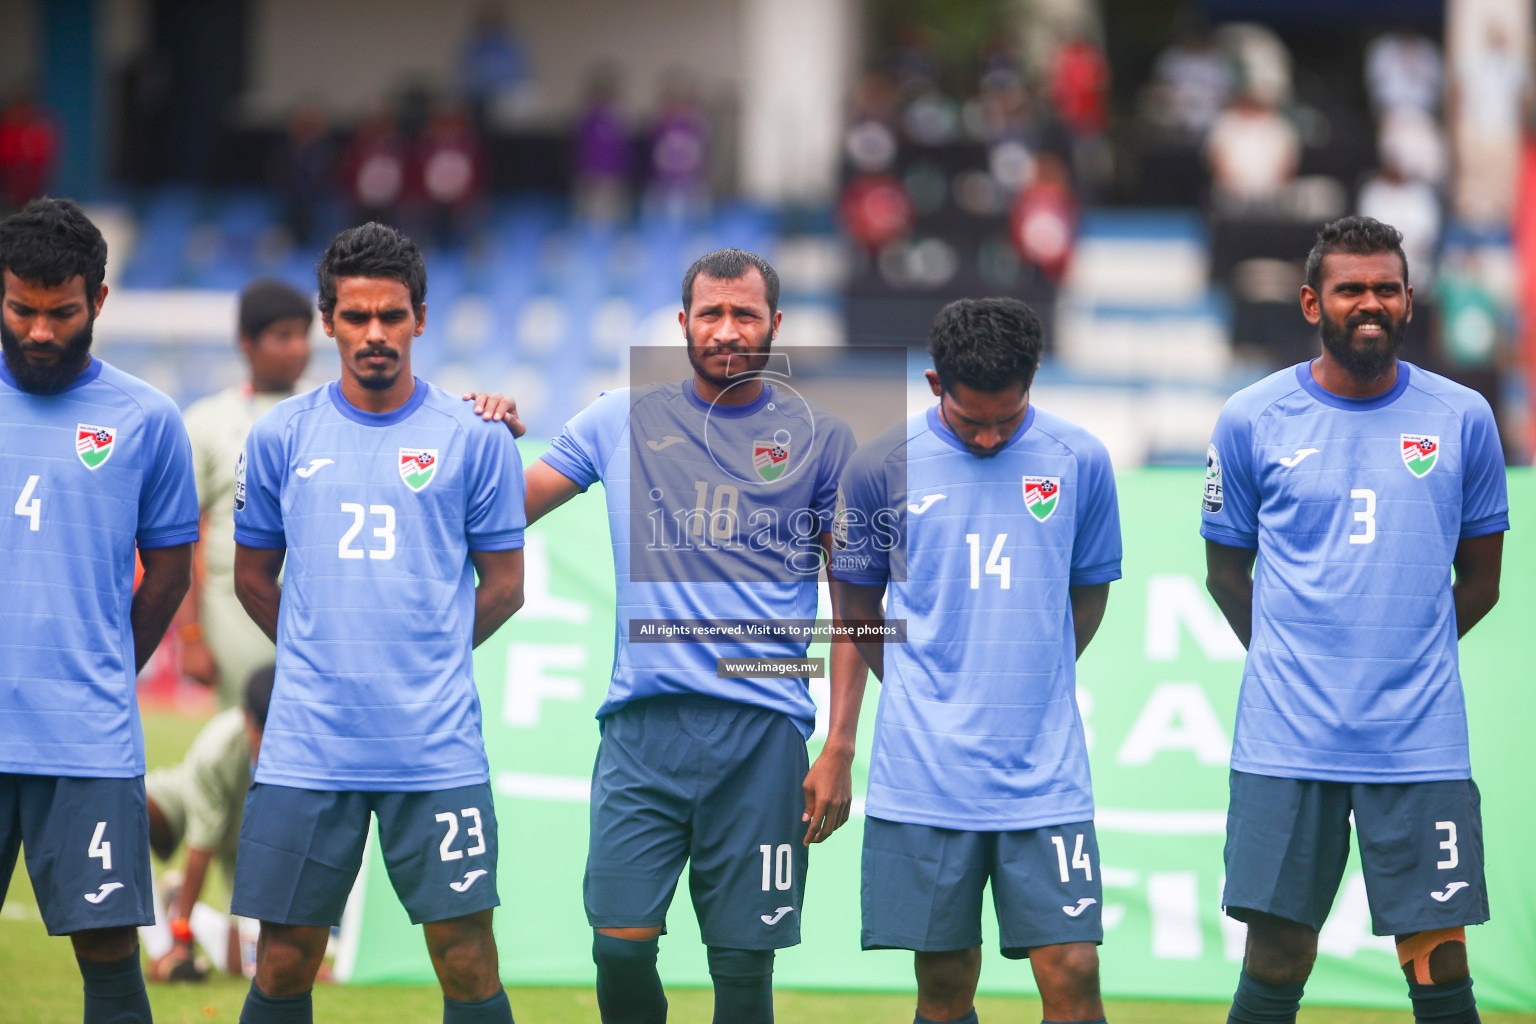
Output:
top-left (1148, 26), bottom-right (1235, 142)
top-left (844, 73), bottom-right (901, 175)
top-left (1366, 27), bottom-right (1442, 116)
top-left (1451, 23), bottom-right (1530, 227)
top-left (1206, 91), bottom-right (1300, 214)
top-left (1048, 32), bottom-right (1112, 198)
top-left (415, 102), bottom-right (486, 247)
top-left (341, 102), bottom-right (408, 226)
top-left (0, 89), bottom-right (58, 212)
top-left (644, 71), bottom-right (711, 223)
top-left (1378, 105), bottom-right (1448, 189)
top-left (273, 101), bottom-right (334, 246)
top-left (1358, 160), bottom-right (1441, 285)
top-left (459, 3), bottom-right (529, 134)
top-left (1213, 23), bottom-right (1292, 108)
top-left (1010, 151), bottom-right (1077, 284)
top-left (573, 66), bottom-right (631, 223)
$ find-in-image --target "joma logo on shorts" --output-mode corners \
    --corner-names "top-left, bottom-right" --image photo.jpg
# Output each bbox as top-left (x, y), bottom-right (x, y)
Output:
top-left (1430, 881), bottom-right (1469, 902)
top-left (760, 906), bottom-right (794, 926)
top-left (1062, 897), bottom-right (1097, 917)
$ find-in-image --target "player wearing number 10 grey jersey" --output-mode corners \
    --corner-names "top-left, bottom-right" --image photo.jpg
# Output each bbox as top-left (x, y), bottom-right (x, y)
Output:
top-left (1203, 217), bottom-right (1508, 1024)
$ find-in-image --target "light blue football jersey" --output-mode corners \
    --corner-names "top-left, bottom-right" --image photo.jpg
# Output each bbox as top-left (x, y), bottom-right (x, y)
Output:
top-left (1201, 361), bottom-right (1509, 783)
top-left (233, 380), bottom-right (525, 791)
top-left (540, 381), bottom-right (856, 737)
top-left (831, 405), bottom-right (1122, 831)
top-left (0, 357), bottom-right (199, 777)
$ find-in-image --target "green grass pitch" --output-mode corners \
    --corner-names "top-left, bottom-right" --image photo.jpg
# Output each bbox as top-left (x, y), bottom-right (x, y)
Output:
top-left (4, 710), bottom-right (1533, 1023)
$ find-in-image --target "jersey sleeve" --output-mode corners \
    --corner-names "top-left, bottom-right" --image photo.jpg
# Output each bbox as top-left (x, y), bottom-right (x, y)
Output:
top-left (465, 421), bottom-right (527, 551)
top-left (137, 402), bottom-right (200, 549)
top-left (829, 439), bottom-right (897, 585)
top-left (541, 391), bottom-right (624, 490)
top-left (1199, 396), bottom-right (1260, 549)
top-left (1071, 438), bottom-right (1122, 585)
top-left (1459, 394), bottom-right (1510, 539)
top-left (811, 416), bottom-right (858, 531)
top-left (232, 413), bottom-right (287, 549)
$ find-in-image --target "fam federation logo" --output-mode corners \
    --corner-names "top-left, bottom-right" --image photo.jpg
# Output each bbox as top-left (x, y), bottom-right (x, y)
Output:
top-left (1401, 434), bottom-right (1439, 477)
top-left (753, 438), bottom-right (791, 482)
top-left (399, 448), bottom-right (439, 492)
top-left (1022, 476), bottom-right (1061, 522)
top-left (75, 424), bottom-right (117, 470)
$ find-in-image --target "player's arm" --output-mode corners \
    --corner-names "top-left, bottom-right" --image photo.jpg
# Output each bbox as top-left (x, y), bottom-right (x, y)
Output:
top-left (133, 543), bottom-right (193, 672)
top-left (524, 460), bottom-right (584, 526)
top-left (802, 535), bottom-right (870, 845)
top-left (1068, 582), bottom-right (1111, 659)
top-left (834, 579), bottom-right (887, 681)
top-left (1452, 531), bottom-right (1503, 638)
top-left (1204, 540), bottom-right (1257, 648)
top-left (470, 547), bottom-right (525, 647)
top-left (233, 543), bottom-right (286, 643)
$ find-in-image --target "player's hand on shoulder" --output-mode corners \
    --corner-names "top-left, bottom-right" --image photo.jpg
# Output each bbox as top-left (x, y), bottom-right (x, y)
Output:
top-left (462, 391), bottom-right (525, 438)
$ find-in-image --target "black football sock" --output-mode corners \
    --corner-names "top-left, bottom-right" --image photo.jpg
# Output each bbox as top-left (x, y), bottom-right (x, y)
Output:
top-left (1409, 977), bottom-right (1480, 1024)
top-left (443, 988), bottom-right (514, 1023)
top-left (707, 946), bottom-right (774, 1024)
top-left (239, 982), bottom-right (313, 1024)
top-left (914, 1011), bottom-right (978, 1024)
top-left (77, 953), bottom-right (152, 1024)
top-left (592, 932), bottom-right (667, 1024)
top-left (1227, 970), bottom-right (1304, 1024)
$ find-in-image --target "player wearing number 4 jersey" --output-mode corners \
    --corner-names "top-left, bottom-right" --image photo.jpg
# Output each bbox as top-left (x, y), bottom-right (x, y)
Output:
top-left (1202, 217), bottom-right (1508, 1024)
top-left (832, 298), bottom-right (1122, 1024)
top-left (1, 199), bottom-right (198, 1024)
top-left (231, 224), bottom-right (527, 1024)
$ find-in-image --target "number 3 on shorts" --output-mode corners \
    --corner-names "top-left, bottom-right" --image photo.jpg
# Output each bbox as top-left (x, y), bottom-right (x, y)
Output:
top-left (1436, 820), bottom-right (1458, 869)
top-left (436, 808), bottom-right (487, 861)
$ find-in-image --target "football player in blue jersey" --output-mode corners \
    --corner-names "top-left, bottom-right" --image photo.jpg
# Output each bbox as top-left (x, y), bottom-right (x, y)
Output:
top-left (1202, 216), bottom-right (1507, 1024)
top-left (468, 249), bottom-right (864, 1024)
top-left (831, 298), bottom-right (1122, 1024)
top-left (231, 223), bottom-right (527, 1024)
top-left (0, 198), bottom-right (199, 1024)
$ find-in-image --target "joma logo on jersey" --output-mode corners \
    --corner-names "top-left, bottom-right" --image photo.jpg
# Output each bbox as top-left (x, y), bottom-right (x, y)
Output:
top-left (75, 424), bottom-right (117, 470)
top-left (399, 448), bottom-right (438, 492)
top-left (1401, 434), bottom-right (1439, 477)
top-left (1022, 476), bottom-right (1061, 522)
top-left (753, 440), bottom-right (790, 482)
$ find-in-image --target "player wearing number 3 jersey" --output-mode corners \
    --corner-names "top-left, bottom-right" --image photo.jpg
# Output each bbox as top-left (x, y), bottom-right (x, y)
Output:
top-left (832, 298), bottom-right (1122, 1024)
top-left (1, 199), bottom-right (197, 1024)
top-left (231, 224), bottom-right (527, 1024)
top-left (1202, 217), bottom-right (1508, 1024)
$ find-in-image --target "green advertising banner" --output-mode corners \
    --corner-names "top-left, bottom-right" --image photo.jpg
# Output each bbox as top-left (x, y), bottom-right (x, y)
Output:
top-left (340, 465), bottom-right (1536, 1010)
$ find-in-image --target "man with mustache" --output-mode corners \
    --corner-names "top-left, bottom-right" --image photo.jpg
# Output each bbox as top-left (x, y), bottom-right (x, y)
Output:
top-left (230, 222), bottom-right (527, 1024)
top-left (0, 197), bottom-right (199, 1023)
top-left (1202, 216), bottom-right (1508, 1024)
top-left (469, 248), bottom-right (861, 1024)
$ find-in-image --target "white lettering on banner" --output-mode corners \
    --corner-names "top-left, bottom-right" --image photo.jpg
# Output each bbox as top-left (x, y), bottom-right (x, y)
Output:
top-left (518, 534), bottom-right (591, 622)
top-left (1217, 875), bottom-right (1247, 962)
top-left (502, 643), bottom-right (586, 727)
top-left (1100, 865), bottom-right (1138, 933)
top-left (1148, 871), bottom-right (1202, 959)
top-left (1115, 682), bottom-right (1230, 766)
top-left (1317, 872), bottom-right (1397, 959)
top-left (1144, 575), bottom-right (1245, 661)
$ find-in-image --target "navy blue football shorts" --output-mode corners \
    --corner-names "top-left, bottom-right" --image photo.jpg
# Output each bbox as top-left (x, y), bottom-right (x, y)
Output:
top-left (861, 816), bottom-right (1104, 957)
top-left (1223, 770), bottom-right (1488, 935)
top-left (583, 695), bottom-right (810, 949)
top-left (231, 781), bottom-right (499, 927)
top-left (0, 773), bottom-right (155, 936)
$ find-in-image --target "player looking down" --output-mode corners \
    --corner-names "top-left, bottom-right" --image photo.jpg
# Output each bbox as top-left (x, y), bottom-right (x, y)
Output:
top-left (1, 197), bottom-right (199, 1024)
top-left (832, 297), bottom-right (1122, 1024)
top-left (1202, 216), bottom-right (1508, 1024)
top-left (231, 222), bottom-right (527, 1024)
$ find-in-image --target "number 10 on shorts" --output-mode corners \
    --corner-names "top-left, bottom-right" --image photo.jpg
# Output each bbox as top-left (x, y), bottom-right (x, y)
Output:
top-left (759, 844), bottom-right (792, 891)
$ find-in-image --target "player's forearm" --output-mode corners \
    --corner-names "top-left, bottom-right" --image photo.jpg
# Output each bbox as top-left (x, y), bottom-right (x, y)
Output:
top-left (1452, 532), bottom-right (1503, 639)
top-left (171, 846), bottom-right (215, 925)
top-left (1069, 583), bottom-right (1111, 659)
top-left (822, 640), bottom-right (869, 759)
top-left (835, 585), bottom-right (886, 680)
top-left (1205, 574), bottom-right (1252, 649)
top-left (233, 545), bottom-right (285, 642)
top-left (1452, 579), bottom-right (1500, 639)
top-left (470, 548), bottom-right (525, 647)
top-left (132, 544), bottom-right (193, 672)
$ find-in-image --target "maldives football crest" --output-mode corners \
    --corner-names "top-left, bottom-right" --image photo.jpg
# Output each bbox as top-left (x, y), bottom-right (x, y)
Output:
top-left (399, 448), bottom-right (438, 491)
top-left (1401, 434), bottom-right (1439, 477)
top-left (76, 424), bottom-right (117, 469)
top-left (1022, 476), bottom-right (1061, 522)
top-left (753, 439), bottom-right (790, 482)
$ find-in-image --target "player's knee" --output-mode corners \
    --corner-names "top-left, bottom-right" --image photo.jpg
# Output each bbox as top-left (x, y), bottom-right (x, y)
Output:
top-left (1242, 913), bottom-right (1317, 985)
top-left (426, 917), bottom-right (500, 996)
top-left (254, 924), bottom-right (327, 995)
top-left (1047, 942), bottom-right (1102, 996)
top-left (70, 926), bottom-right (139, 963)
top-left (1396, 928), bottom-right (1469, 985)
top-left (914, 948), bottom-right (982, 1009)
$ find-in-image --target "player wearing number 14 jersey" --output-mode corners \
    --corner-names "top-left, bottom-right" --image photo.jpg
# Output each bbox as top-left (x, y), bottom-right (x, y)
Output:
top-left (231, 224), bottom-right (526, 1024)
top-left (1202, 218), bottom-right (1508, 1024)
top-left (832, 298), bottom-right (1121, 1024)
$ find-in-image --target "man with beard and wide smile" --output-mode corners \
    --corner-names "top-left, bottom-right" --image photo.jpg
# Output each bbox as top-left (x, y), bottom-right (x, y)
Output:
top-left (1202, 216), bottom-right (1508, 1024)
top-left (1, 198), bottom-right (199, 1024)
top-left (462, 248), bottom-right (863, 1024)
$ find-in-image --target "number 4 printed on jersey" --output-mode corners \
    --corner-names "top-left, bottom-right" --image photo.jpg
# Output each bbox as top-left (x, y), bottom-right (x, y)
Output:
top-left (13, 475), bottom-right (41, 531)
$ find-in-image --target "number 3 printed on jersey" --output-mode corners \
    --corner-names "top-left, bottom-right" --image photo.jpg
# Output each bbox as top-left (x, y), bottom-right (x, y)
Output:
top-left (1349, 488), bottom-right (1376, 545)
